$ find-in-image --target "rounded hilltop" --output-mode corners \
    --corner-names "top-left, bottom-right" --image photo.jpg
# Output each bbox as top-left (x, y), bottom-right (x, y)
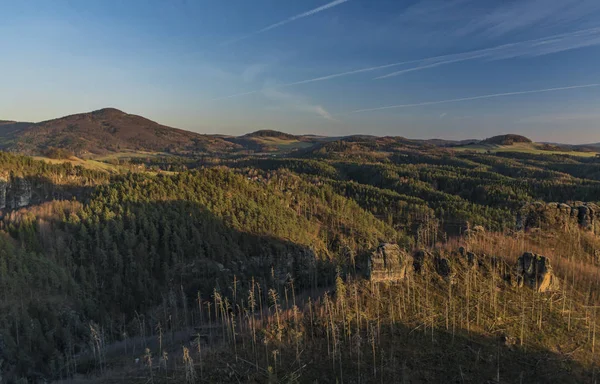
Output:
top-left (244, 129), bottom-right (298, 140)
top-left (482, 134), bottom-right (533, 145)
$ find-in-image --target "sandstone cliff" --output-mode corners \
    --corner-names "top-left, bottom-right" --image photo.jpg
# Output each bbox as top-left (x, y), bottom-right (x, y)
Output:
top-left (0, 176), bottom-right (32, 209)
top-left (517, 202), bottom-right (600, 233)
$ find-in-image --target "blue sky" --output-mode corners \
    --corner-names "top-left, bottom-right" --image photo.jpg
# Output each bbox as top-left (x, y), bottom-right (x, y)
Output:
top-left (2, 0), bottom-right (600, 143)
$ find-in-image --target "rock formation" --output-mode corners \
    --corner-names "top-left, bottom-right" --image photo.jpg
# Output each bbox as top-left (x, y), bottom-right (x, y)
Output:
top-left (516, 252), bottom-right (560, 292)
top-left (412, 249), bottom-right (428, 274)
top-left (368, 245), bottom-right (458, 282)
top-left (0, 176), bottom-right (32, 209)
top-left (368, 245), bottom-right (559, 293)
top-left (517, 202), bottom-right (600, 233)
top-left (369, 243), bottom-right (413, 282)
top-left (458, 247), bottom-right (478, 268)
top-left (434, 253), bottom-right (451, 277)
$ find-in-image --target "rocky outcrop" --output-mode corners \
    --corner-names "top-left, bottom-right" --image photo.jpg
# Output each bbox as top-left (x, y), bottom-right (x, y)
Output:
top-left (516, 252), bottom-right (560, 292)
top-left (369, 243), bottom-right (413, 282)
top-left (577, 204), bottom-right (597, 230)
top-left (368, 246), bottom-right (559, 292)
top-left (0, 176), bottom-right (32, 209)
top-left (434, 253), bottom-right (451, 277)
top-left (517, 202), bottom-right (600, 233)
top-left (458, 247), bottom-right (479, 269)
top-left (412, 249), bottom-right (429, 274)
top-left (0, 175), bottom-right (89, 213)
top-left (369, 245), bottom-right (457, 282)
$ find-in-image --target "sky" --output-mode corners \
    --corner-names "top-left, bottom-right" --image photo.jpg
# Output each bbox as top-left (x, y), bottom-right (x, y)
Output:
top-left (2, 0), bottom-right (600, 143)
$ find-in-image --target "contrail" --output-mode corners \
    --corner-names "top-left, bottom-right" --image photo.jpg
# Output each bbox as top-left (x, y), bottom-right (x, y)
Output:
top-left (376, 27), bottom-right (600, 79)
top-left (374, 57), bottom-right (477, 79)
top-left (213, 27), bottom-right (600, 101)
top-left (211, 57), bottom-right (436, 101)
top-left (350, 83), bottom-right (600, 114)
top-left (222, 0), bottom-right (349, 45)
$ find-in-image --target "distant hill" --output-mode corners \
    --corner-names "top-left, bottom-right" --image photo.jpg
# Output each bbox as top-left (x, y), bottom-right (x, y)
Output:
top-left (0, 120), bottom-right (34, 130)
top-left (226, 129), bottom-right (326, 153)
top-left (418, 138), bottom-right (481, 147)
top-left (296, 135), bottom-right (424, 161)
top-left (0, 108), bottom-right (239, 156)
top-left (0, 121), bottom-right (35, 148)
top-left (482, 134), bottom-right (532, 145)
top-left (574, 143), bottom-right (600, 151)
top-left (2, 109), bottom-right (599, 159)
top-left (244, 130), bottom-right (299, 140)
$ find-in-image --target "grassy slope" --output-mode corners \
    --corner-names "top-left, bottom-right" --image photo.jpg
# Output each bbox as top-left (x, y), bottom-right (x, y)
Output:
top-left (454, 142), bottom-right (599, 157)
top-left (32, 156), bottom-right (125, 173)
top-left (88, 150), bottom-right (173, 161)
top-left (252, 136), bottom-right (316, 151)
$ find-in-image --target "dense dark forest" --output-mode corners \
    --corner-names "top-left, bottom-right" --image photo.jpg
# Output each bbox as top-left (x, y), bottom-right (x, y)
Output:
top-left (1, 137), bottom-right (600, 382)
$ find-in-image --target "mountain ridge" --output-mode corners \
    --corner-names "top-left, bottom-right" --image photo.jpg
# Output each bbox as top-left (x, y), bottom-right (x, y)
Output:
top-left (2, 109), bottom-right (599, 157)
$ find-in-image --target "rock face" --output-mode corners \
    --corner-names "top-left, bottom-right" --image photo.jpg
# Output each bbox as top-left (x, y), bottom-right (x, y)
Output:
top-left (517, 202), bottom-right (600, 233)
top-left (412, 250), bottom-right (428, 274)
top-left (434, 253), bottom-right (451, 277)
top-left (369, 243), bottom-right (413, 282)
top-left (368, 246), bottom-right (560, 292)
top-left (457, 247), bottom-right (476, 267)
top-left (0, 176), bottom-right (32, 209)
top-left (368, 246), bottom-right (456, 282)
top-left (516, 252), bottom-right (560, 292)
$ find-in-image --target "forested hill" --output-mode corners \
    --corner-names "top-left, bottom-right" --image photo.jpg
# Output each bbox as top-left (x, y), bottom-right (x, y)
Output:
top-left (0, 108), bottom-right (240, 156)
top-left (1, 129), bottom-right (600, 382)
top-left (482, 134), bottom-right (533, 145)
top-left (244, 130), bottom-right (299, 140)
top-left (3, 108), bottom-right (600, 158)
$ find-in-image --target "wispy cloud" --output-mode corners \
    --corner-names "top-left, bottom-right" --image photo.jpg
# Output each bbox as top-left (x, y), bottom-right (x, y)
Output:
top-left (222, 0), bottom-right (349, 45)
top-left (350, 83), bottom-right (600, 114)
top-left (314, 105), bottom-right (337, 122)
top-left (262, 87), bottom-right (338, 122)
top-left (211, 60), bottom-right (416, 101)
top-left (213, 27), bottom-right (600, 101)
top-left (456, 0), bottom-right (600, 37)
top-left (392, 0), bottom-right (600, 39)
top-left (376, 27), bottom-right (600, 79)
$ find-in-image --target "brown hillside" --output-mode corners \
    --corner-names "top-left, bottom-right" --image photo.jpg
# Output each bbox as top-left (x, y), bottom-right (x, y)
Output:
top-left (4, 108), bottom-right (240, 156)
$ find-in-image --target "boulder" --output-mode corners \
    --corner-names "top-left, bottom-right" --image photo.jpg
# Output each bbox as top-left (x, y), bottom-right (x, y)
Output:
top-left (466, 251), bottom-right (477, 267)
top-left (412, 250), bottom-right (429, 274)
top-left (516, 252), bottom-right (560, 292)
top-left (434, 254), bottom-right (451, 277)
top-left (576, 203), bottom-right (599, 231)
top-left (369, 243), bottom-right (412, 282)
